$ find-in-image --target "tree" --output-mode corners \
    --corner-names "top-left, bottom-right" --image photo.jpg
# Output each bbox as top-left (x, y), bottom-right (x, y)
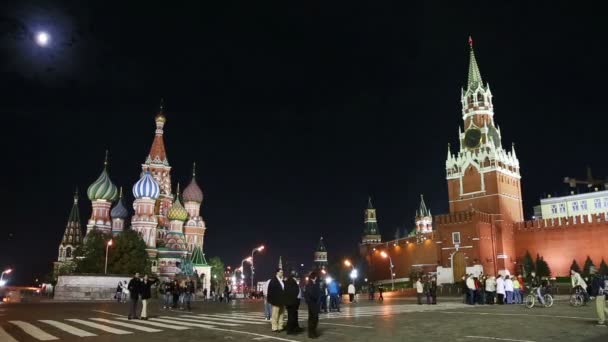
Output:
top-left (599, 259), bottom-right (608, 276)
top-left (208, 256), bottom-right (225, 291)
top-left (522, 250), bottom-right (535, 279)
top-left (107, 229), bottom-right (151, 275)
top-left (74, 229), bottom-right (111, 274)
top-left (582, 256), bottom-right (596, 277)
top-left (570, 259), bottom-right (581, 274)
top-left (535, 254), bottom-right (551, 278)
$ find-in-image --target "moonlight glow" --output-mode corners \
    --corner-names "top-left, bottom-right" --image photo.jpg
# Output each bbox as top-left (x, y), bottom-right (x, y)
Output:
top-left (35, 32), bottom-right (50, 46)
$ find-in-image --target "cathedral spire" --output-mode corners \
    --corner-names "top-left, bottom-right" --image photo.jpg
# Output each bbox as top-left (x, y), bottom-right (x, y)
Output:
top-left (147, 101), bottom-right (169, 165)
top-left (467, 36), bottom-right (484, 91)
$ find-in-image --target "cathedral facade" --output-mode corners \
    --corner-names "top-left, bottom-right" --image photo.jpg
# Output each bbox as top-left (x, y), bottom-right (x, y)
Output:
top-left (361, 38), bottom-right (608, 283)
top-left (55, 106), bottom-right (211, 290)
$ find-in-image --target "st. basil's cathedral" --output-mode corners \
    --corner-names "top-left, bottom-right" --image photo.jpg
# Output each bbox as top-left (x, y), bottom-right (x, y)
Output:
top-left (54, 106), bottom-right (211, 290)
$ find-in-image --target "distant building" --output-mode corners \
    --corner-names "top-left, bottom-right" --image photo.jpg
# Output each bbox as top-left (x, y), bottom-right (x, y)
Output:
top-left (538, 188), bottom-right (608, 220)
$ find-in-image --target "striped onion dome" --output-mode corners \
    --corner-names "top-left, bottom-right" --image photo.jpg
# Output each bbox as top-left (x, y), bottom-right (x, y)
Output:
top-left (168, 184), bottom-right (189, 221)
top-left (110, 188), bottom-right (129, 219)
top-left (133, 171), bottom-right (160, 199)
top-left (87, 153), bottom-right (118, 201)
top-left (183, 162), bottom-right (203, 203)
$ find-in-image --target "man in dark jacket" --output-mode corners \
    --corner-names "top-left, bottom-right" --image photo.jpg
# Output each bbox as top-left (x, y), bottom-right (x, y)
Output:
top-left (305, 272), bottom-right (321, 339)
top-left (284, 270), bottom-right (303, 334)
top-left (267, 268), bottom-right (285, 332)
top-left (184, 277), bottom-right (195, 312)
top-left (127, 273), bottom-right (142, 320)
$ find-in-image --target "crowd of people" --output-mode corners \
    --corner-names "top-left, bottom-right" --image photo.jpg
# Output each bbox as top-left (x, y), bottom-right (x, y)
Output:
top-left (460, 273), bottom-right (533, 305)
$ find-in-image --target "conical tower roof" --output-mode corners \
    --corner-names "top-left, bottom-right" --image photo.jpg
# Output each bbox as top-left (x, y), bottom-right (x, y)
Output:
top-left (191, 245), bottom-right (208, 266)
top-left (278, 256), bottom-right (283, 270)
top-left (417, 194), bottom-right (430, 217)
top-left (146, 100), bottom-right (169, 165)
top-left (61, 189), bottom-right (83, 246)
top-left (467, 36), bottom-right (484, 92)
top-left (316, 237), bottom-right (326, 252)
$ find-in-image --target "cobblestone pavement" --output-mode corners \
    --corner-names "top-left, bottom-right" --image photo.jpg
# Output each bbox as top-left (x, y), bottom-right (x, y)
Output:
top-left (1, 297), bottom-right (606, 341)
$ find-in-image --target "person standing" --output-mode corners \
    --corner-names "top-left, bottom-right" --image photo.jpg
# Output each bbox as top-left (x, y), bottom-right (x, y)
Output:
top-left (267, 268), bottom-right (286, 332)
top-left (485, 276), bottom-right (496, 304)
top-left (184, 277), bottom-right (195, 312)
top-left (466, 274), bottom-right (476, 305)
top-left (224, 284), bottom-right (231, 303)
top-left (127, 273), bottom-right (142, 320)
top-left (427, 277), bottom-right (438, 304)
top-left (263, 279), bottom-right (272, 320)
top-left (140, 274), bottom-right (158, 320)
top-left (496, 275), bottom-right (505, 305)
top-left (512, 276), bottom-right (521, 304)
top-left (163, 281), bottom-right (173, 309)
top-left (415, 278), bottom-right (424, 305)
top-left (115, 281), bottom-right (123, 302)
top-left (328, 279), bottom-right (340, 312)
top-left (589, 267), bottom-right (607, 326)
top-left (378, 284), bottom-right (384, 302)
top-left (369, 283), bottom-right (375, 301)
top-left (305, 272), bottom-right (321, 339)
top-left (347, 283), bottom-right (356, 303)
top-left (203, 288), bottom-right (208, 301)
top-left (171, 279), bottom-right (180, 309)
top-left (504, 275), bottom-right (514, 304)
top-left (284, 271), bottom-right (303, 334)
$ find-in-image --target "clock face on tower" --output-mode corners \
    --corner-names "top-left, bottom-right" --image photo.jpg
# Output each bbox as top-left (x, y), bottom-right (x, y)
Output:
top-left (464, 128), bottom-right (482, 149)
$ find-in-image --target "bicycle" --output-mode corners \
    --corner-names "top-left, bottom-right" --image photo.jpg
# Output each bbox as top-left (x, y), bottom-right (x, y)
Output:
top-left (569, 287), bottom-right (588, 307)
top-left (524, 287), bottom-right (553, 308)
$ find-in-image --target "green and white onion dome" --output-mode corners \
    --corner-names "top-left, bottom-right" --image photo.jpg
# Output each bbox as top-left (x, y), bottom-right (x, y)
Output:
top-left (133, 171), bottom-right (160, 199)
top-left (87, 168), bottom-right (118, 201)
top-left (168, 188), bottom-right (188, 221)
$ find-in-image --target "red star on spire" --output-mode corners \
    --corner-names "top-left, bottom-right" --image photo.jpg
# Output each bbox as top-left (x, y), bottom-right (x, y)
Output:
top-left (468, 36), bottom-right (474, 47)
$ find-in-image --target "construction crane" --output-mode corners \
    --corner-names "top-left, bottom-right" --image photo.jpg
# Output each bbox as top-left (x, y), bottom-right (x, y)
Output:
top-left (563, 166), bottom-right (606, 188)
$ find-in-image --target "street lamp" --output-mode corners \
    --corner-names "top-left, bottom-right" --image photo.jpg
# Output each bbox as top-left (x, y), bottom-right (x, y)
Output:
top-left (380, 251), bottom-right (395, 291)
top-left (344, 260), bottom-right (355, 284)
top-left (250, 245), bottom-right (264, 293)
top-left (104, 240), bottom-right (113, 274)
top-left (0, 269), bottom-right (12, 287)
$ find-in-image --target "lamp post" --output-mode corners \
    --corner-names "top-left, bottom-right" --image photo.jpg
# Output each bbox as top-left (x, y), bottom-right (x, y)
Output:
top-left (0, 269), bottom-right (12, 287)
top-left (380, 251), bottom-right (395, 291)
top-left (241, 257), bottom-right (252, 295)
top-left (104, 240), bottom-right (113, 274)
top-left (250, 245), bottom-right (264, 293)
top-left (344, 260), bottom-right (355, 285)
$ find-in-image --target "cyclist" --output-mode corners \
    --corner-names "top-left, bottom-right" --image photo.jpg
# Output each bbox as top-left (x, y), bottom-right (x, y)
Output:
top-left (571, 269), bottom-right (589, 303)
top-left (529, 271), bottom-right (545, 305)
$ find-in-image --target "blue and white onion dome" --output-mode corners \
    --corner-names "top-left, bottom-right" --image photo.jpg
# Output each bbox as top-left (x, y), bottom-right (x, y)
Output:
top-left (87, 167), bottom-right (118, 201)
top-left (132, 171), bottom-right (160, 199)
top-left (111, 188), bottom-right (129, 219)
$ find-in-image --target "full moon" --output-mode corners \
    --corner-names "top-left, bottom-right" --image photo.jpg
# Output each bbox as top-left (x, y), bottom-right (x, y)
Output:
top-left (36, 31), bottom-right (50, 46)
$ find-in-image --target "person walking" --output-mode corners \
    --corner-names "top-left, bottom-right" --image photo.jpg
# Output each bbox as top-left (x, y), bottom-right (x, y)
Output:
top-left (305, 272), bottom-right (321, 339)
top-left (203, 288), bottom-right (208, 301)
top-left (319, 281), bottom-right (328, 313)
top-left (224, 284), bottom-right (231, 303)
top-left (140, 274), bottom-right (158, 320)
top-left (589, 266), bottom-right (608, 327)
top-left (127, 273), bottom-right (142, 320)
top-left (284, 271), bottom-right (303, 335)
top-left (347, 283), bottom-right (356, 303)
top-left (460, 275), bottom-right (468, 304)
top-left (163, 281), bottom-right (174, 309)
top-left (415, 278), bottom-right (424, 305)
top-left (369, 283), bottom-right (375, 301)
top-left (171, 279), bottom-right (180, 309)
top-left (267, 268), bottom-right (286, 332)
top-left (426, 277), bottom-right (437, 304)
top-left (378, 284), bottom-right (384, 302)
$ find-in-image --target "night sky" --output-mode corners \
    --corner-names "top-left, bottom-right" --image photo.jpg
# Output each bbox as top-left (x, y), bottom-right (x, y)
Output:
top-left (1, 1), bottom-right (607, 285)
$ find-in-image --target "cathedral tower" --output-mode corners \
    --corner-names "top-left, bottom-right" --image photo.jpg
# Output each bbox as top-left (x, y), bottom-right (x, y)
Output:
top-left (110, 187), bottom-right (129, 235)
top-left (314, 237), bottom-right (328, 269)
top-left (445, 37), bottom-right (523, 223)
top-left (415, 194), bottom-right (433, 234)
top-left (183, 162), bottom-right (207, 253)
top-left (86, 151), bottom-right (118, 235)
top-left (132, 171), bottom-right (160, 259)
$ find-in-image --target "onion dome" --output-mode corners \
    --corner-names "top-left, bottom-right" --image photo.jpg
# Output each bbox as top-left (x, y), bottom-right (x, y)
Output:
top-left (87, 151), bottom-right (119, 201)
top-left (183, 162), bottom-right (203, 203)
top-left (111, 187), bottom-right (129, 219)
top-left (133, 171), bottom-right (160, 199)
top-left (168, 184), bottom-right (189, 221)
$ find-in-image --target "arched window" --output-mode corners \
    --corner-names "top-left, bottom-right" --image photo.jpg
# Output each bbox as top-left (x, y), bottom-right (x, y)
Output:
top-left (477, 93), bottom-right (484, 102)
top-left (66, 247), bottom-right (72, 258)
top-left (469, 95), bottom-right (475, 104)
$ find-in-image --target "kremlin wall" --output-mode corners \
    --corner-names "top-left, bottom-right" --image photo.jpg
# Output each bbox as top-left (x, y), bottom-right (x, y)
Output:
top-left (361, 39), bottom-right (608, 283)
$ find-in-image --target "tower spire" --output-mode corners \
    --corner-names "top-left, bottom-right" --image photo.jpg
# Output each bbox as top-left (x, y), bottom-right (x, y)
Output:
top-left (104, 150), bottom-right (109, 169)
top-left (192, 162), bottom-right (196, 177)
top-left (467, 36), bottom-right (484, 91)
